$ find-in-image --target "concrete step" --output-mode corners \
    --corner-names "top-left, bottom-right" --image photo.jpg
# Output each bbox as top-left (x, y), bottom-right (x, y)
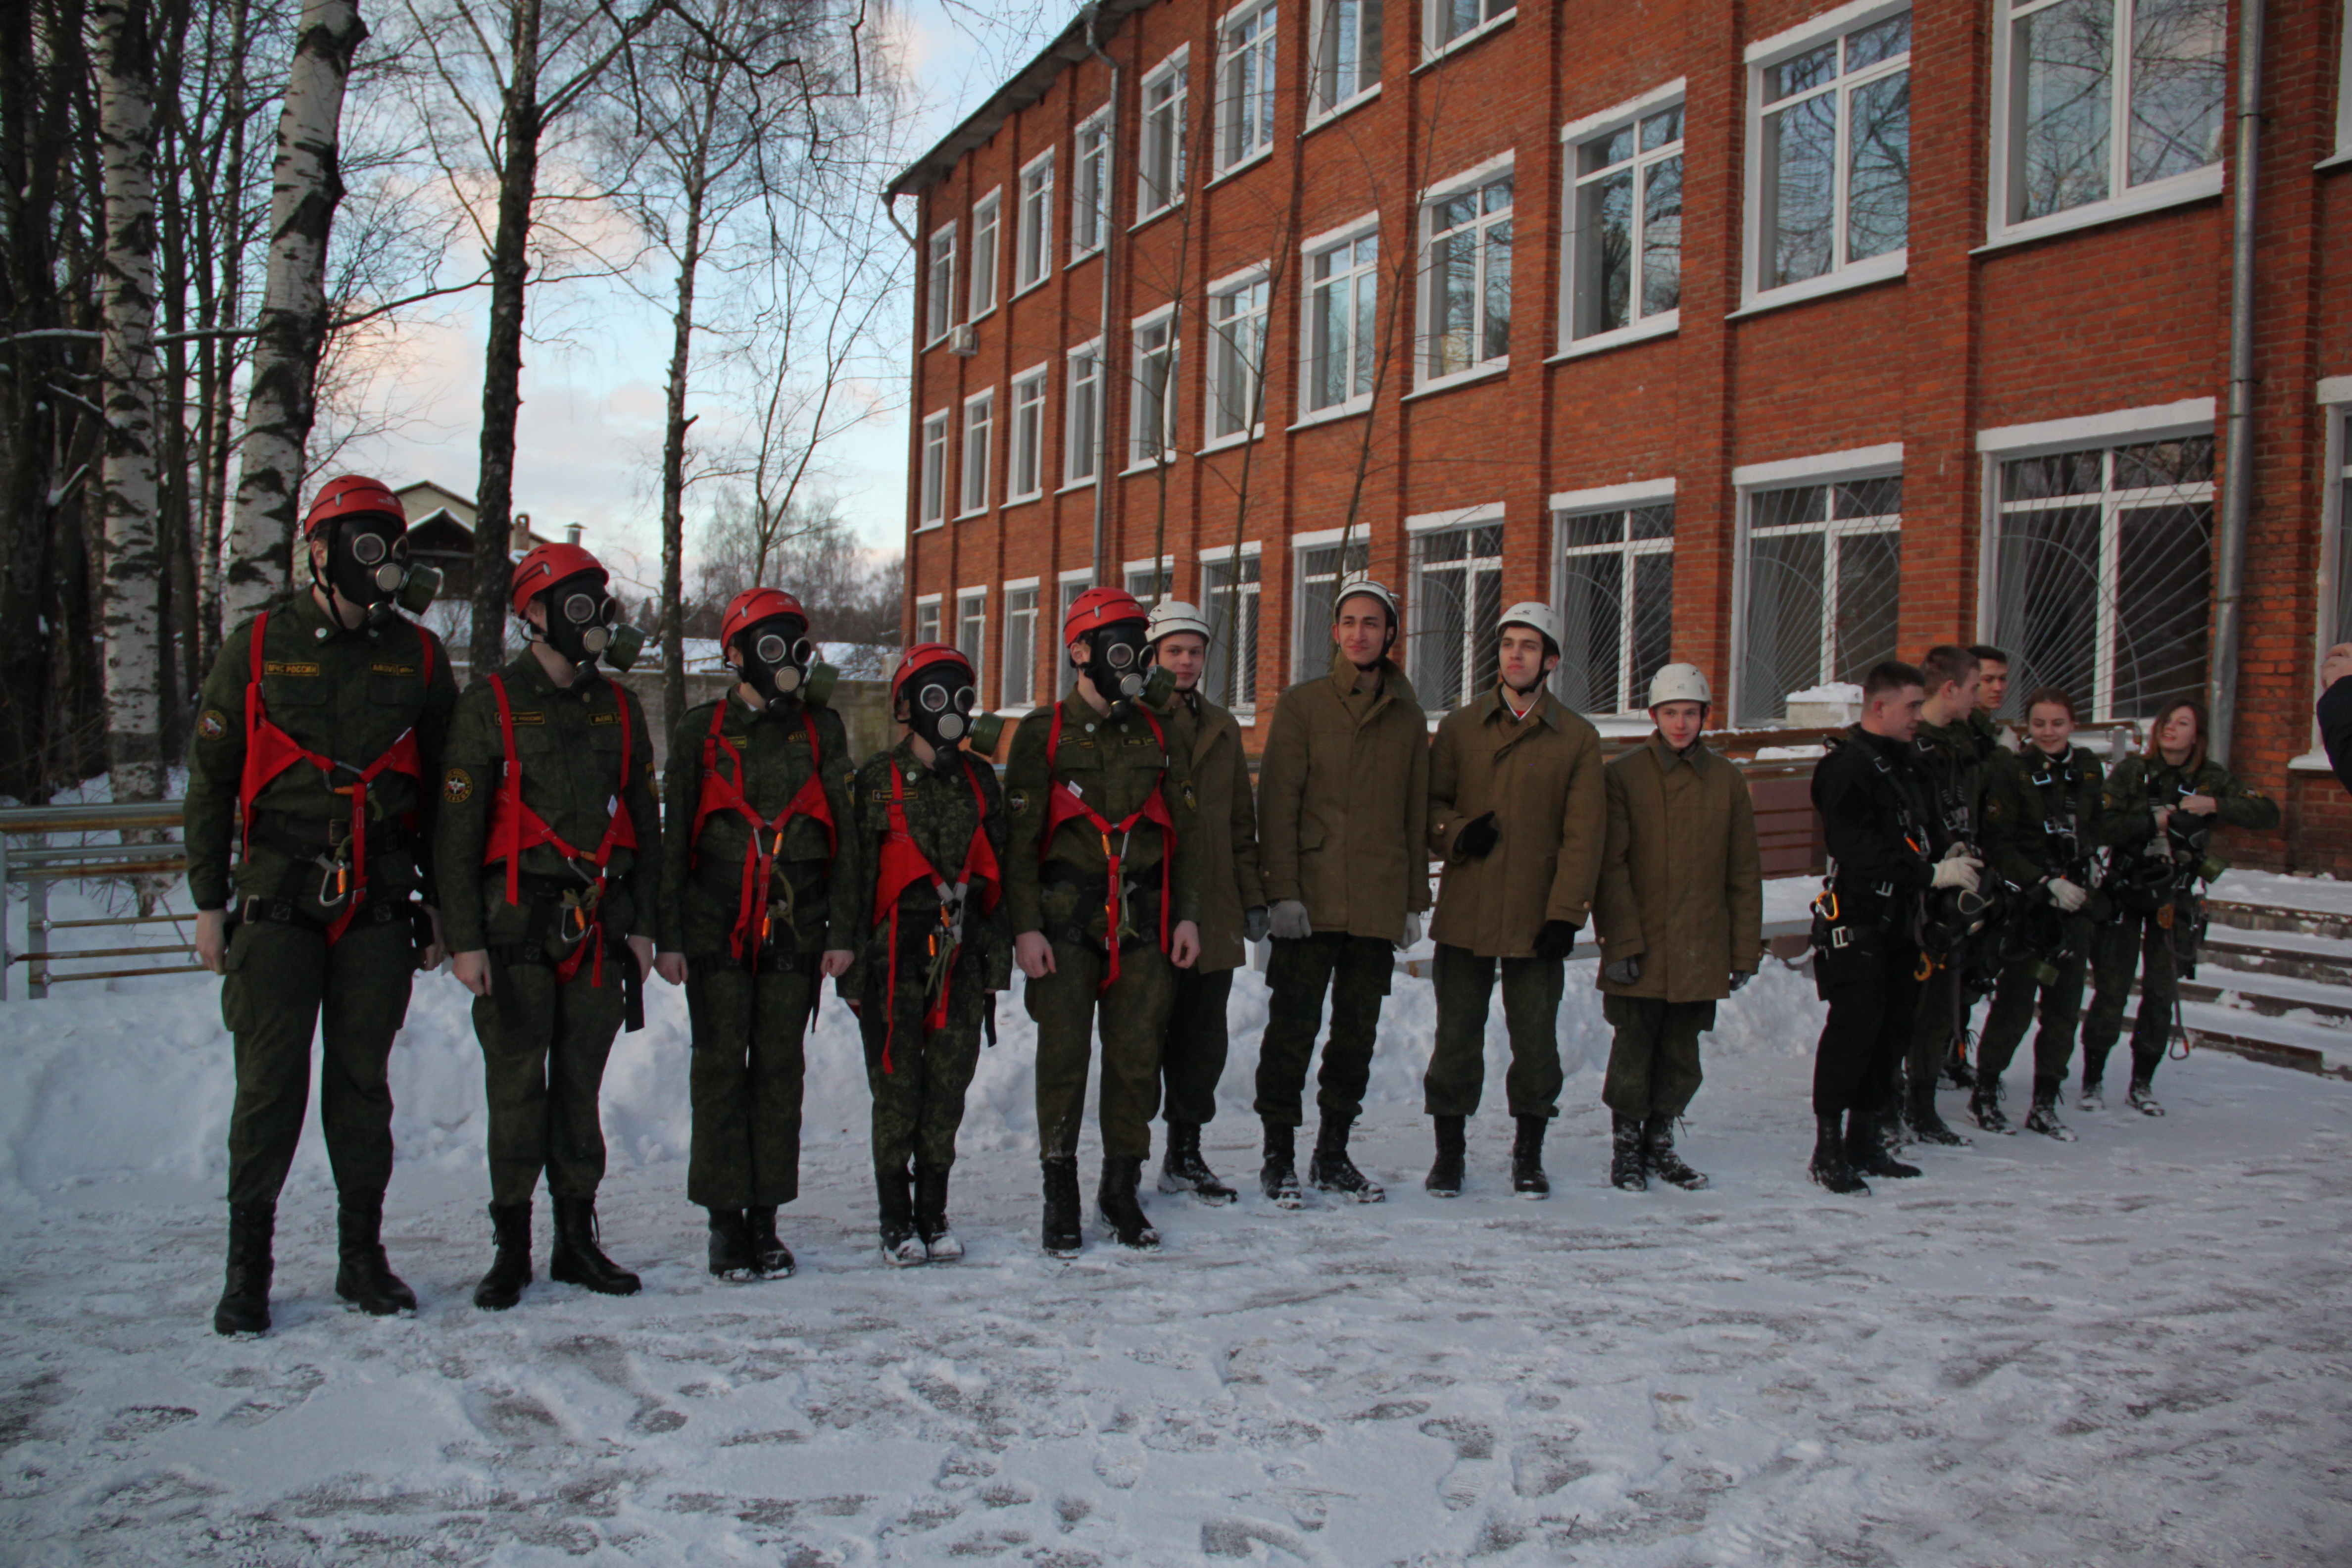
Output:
top-left (2197, 925), bottom-right (2352, 986)
top-left (2118, 996), bottom-right (2352, 1082)
top-left (2204, 896), bottom-right (2352, 945)
top-left (2176, 968), bottom-right (2352, 1026)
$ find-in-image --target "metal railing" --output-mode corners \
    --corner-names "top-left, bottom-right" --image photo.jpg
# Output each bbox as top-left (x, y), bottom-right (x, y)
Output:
top-left (0, 802), bottom-right (196, 999)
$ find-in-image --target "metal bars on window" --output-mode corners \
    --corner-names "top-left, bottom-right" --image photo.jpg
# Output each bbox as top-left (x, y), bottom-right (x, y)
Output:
top-left (1294, 539), bottom-right (1371, 677)
top-left (1002, 587), bottom-right (1039, 708)
top-left (1738, 476), bottom-right (1903, 725)
top-left (1409, 522), bottom-right (1505, 712)
top-left (1555, 504), bottom-right (1675, 714)
top-left (1203, 553), bottom-right (1262, 709)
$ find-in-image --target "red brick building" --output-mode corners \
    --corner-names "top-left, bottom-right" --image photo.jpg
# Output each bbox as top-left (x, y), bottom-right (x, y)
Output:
top-left (888, 0), bottom-right (2352, 870)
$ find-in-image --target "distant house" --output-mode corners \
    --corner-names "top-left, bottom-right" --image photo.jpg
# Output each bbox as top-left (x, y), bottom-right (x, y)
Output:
top-left (394, 480), bottom-right (553, 604)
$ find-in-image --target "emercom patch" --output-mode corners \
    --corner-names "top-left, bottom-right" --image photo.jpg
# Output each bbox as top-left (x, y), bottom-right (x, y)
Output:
top-left (196, 709), bottom-right (228, 741)
top-left (442, 767), bottom-right (474, 804)
top-left (1007, 788), bottom-right (1029, 817)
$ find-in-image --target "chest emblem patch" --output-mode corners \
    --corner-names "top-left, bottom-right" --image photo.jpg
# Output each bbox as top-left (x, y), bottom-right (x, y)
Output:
top-left (1007, 788), bottom-right (1029, 816)
top-left (263, 661), bottom-right (319, 678)
top-left (443, 767), bottom-right (475, 804)
top-left (196, 709), bottom-right (227, 740)
top-left (589, 711), bottom-right (619, 726)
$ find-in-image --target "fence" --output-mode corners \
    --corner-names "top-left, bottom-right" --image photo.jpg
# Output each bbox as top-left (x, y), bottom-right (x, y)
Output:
top-left (0, 801), bottom-right (196, 1000)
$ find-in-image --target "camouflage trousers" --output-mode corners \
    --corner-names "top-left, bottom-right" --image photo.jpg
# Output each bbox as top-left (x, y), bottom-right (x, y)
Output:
top-left (1975, 914), bottom-right (2094, 1089)
top-left (1255, 932), bottom-right (1393, 1128)
top-left (1424, 944), bottom-right (1566, 1120)
top-left (472, 954), bottom-right (629, 1206)
top-left (1026, 939), bottom-right (1173, 1160)
top-left (1160, 964), bottom-right (1235, 1128)
top-left (1600, 994), bottom-right (1714, 1121)
top-left (860, 952), bottom-right (988, 1175)
top-left (687, 964), bottom-right (813, 1208)
top-left (2081, 913), bottom-right (2180, 1086)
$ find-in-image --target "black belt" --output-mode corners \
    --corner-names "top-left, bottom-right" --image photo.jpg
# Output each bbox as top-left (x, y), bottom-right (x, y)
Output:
top-left (486, 928), bottom-right (645, 1034)
top-left (1039, 862), bottom-right (1159, 952)
top-left (239, 894), bottom-right (411, 935)
top-left (250, 809), bottom-right (415, 860)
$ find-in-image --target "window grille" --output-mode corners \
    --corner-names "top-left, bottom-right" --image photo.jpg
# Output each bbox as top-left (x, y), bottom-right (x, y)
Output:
top-left (1203, 553), bottom-right (1262, 709)
top-left (1556, 503), bottom-right (1675, 714)
top-left (1408, 521), bottom-right (1505, 711)
top-left (1294, 538), bottom-right (1372, 676)
top-left (1738, 475), bottom-right (1903, 725)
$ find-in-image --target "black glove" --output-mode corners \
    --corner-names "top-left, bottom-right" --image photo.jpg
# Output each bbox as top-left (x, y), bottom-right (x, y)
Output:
top-left (1453, 812), bottom-right (1500, 860)
top-left (1243, 905), bottom-right (1270, 943)
top-left (1604, 955), bottom-right (1641, 986)
top-left (1728, 970), bottom-right (1754, 993)
top-left (1532, 920), bottom-right (1579, 961)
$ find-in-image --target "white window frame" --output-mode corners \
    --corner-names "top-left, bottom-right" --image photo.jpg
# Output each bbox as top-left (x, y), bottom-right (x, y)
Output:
top-left (1072, 110), bottom-right (1112, 261)
top-left (1008, 363), bottom-right (1048, 504)
top-left (2310, 379), bottom-right (2352, 760)
top-left (956, 587), bottom-right (988, 691)
top-left (925, 221), bottom-right (957, 344)
top-left (1204, 261), bottom-right (1272, 449)
top-left (1016, 150), bottom-right (1055, 295)
top-left (1125, 553), bottom-right (1175, 608)
top-left (914, 592), bottom-right (943, 645)
top-left (1423, 0), bottom-right (1515, 62)
top-left (1550, 480), bottom-right (1678, 715)
top-left (1298, 213), bottom-right (1380, 421)
top-left (959, 388), bottom-right (995, 518)
top-left (1308, 0), bottom-right (1383, 124)
top-left (2335, 10), bottom-right (2352, 166)
top-left (1728, 443), bottom-right (1906, 726)
top-left (1199, 541), bottom-right (1265, 716)
top-left (1001, 579), bottom-right (1041, 710)
top-left (1137, 49), bottom-right (1190, 222)
top-left (1417, 153), bottom-right (1515, 391)
top-left (918, 409), bottom-right (950, 529)
top-left (1128, 304), bottom-right (1181, 470)
top-left (1985, 0), bottom-right (2230, 250)
top-left (1289, 527), bottom-right (1373, 679)
top-left (967, 188), bottom-right (1001, 322)
top-left (1058, 567), bottom-right (1096, 643)
top-left (1559, 82), bottom-right (1686, 357)
top-left (1063, 338), bottom-right (1105, 488)
top-left (1405, 505), bottom-right (1508, 713)
top-left (1741, 1), bottom-right (1912, 312)
top-left (1216, 0), bottom-right (1279, 176)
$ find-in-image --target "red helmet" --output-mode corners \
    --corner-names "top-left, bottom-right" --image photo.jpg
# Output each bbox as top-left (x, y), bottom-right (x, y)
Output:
top-left (302, 476), bottom-right (405, 539)
top-left (721, 588), bottom-right (809, 649)
top-left (509, 541), bottom-right (606, 615)
top-left (891, 641), bottom-right (973, 704)
top-left (1063, 585), bottom-right (1147, 645)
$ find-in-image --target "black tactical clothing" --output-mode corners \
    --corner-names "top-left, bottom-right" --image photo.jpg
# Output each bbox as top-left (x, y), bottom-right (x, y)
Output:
top-left (1809, 728), bottom-right (1935, 1117)
top-left (1976, 744), bottom-right (2105, 1088)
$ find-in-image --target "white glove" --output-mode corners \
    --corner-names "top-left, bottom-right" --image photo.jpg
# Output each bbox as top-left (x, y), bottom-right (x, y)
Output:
top-left (1267, 899), bottom-right (1313, 941)
top-left (1399, 912), bottom-right (1423, 949)
top-left (1930, 855), bottom-right (1982, 893)
top-left (2047, 877), bottom-right (2088, 913)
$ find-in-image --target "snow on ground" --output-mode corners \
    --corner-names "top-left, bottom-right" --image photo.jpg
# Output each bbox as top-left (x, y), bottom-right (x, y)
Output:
top-left (2209, 868), bottom-right (2352, 917)
top-left (2, 942), bottom-right (2351, 1565)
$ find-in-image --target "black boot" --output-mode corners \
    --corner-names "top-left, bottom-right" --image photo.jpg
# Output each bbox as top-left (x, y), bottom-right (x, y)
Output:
top-left (1040, 1156), bottom-right (1082, 1258)
top-left (2024, 1078), bottom-right (2078, 1140)
top-left (213, 1202), bottom-right (275, 1336)
top-left (549, 1196), bottom-right (641, 1295)
top-left (1424, 1115), bottom-right (1467, 1197)
top-left (1847, 1111), bottom-right (1922, 1179)
top-left (1906, 1079), bottom-right (1970, 1147)
top-left (879, 1162), bottom-right (925, 1267)
top-left (1307, 1117), bottom-right (1385, 1202)
top-left (707, 1207), bottom-right (759, 1281)
top-left (333, 1191), bottom-right (417, 1315)
top-left (1942, 1037), bottom-right (1978, 1090)
top-left (1260, 1120), bottom-right (1303, 1208)
top-left (473, 1201), bottom-right (533, 1311)
top-left (1642, 1114), bottom-right (1709, 1190)
top-left (1157, 1121), bottom-right (1237, 1205)
top-left (913, 1167), bottom-right (962, 1262)
top-left (1510, 1115), bottom-right (1550, 1198)
top-left (745, 1205), bottom-right (795, 1277)
top-left (1609, 1114), bottom-right (1648, 1191)
top-left (1970, 1077), bottom-right (2013, 1134)
top-left (1096, 1156), bottom-right (1161, 1250)
top-left (1809, 1113), bottom-right (1869, 1195)
top-left (2128, 1055), bottom-right (2166, 1117)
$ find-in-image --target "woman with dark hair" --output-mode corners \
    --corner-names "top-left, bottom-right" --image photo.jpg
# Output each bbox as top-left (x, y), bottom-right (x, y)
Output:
top-left (2078, 698), bottom-right (2278, 1115)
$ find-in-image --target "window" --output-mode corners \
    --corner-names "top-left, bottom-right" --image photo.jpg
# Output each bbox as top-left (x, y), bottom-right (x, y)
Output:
top-left (1566, 93), bottom-right (1683, 345)
top-left (1201, 551), bottom-right (1263, 709)
top-left (1065, 340), bottom-right (1103, 484)
top-left (1311, 0), bottom-right (1382, 118)
top-left (1218, 1), bottom-right (1278, 172)
top-left (1989, 434), bottom-right (2215, 721)
top-left (1002, 584), bottom-right (1040, 707)
top-left (1008, 366), bottom-right (1047, 503)
top-left (1293, 535), bottom-right (1372, 675)
top-left (1073, 112), bottom-right (1111, 258)
top-left (957, 590), bottom-right (988, 689)
top-left (1304, 226), bottom-right (1377, 414)
top-left (1016, 153), bottom-right (1054, 293)
top-left (1737, 473), bottom-right (1903, 725)
top-left (960, 390), bottom-right (994, 516)
top-left (1130, 310), bottom-right (1179, 466)
top-left (1427, 0), bottom-right (1512, 57)
top-left (1555, 500), bottom-right (1675, 714)
top-left (915, 594), bottom-right (942, 645)
top-left (1127, 558), bottom-right (1174, 608)
top-left (1993, 0), bottom-right (2226, 239)
top-left (968, 189), bottom-right (1001, 320)
top-left (1059, 572), bottom-right (1095, 629)
top-left (1408, 518), bottom-right (1505, 711)
top-left (1139, 53), bottom-right (1189, 218)
top-left (925, 223), bottom-right (956, 343)
top-left (1751, 8), bottom-right (1911, 300)
top-left (1421, 167), bottom-right (1512, 382)
top-left (2330, 398), bottom-right (2352, 652)
top-left (1207, 270), bottom-right (1271, 442)
top-left (919, 411), bottom-right (949, 526)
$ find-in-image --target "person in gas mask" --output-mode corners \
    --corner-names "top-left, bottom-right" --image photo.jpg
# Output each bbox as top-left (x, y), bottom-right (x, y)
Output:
top-left (842, 643), bottom-right (1012, 1265)
top-left (185, 476), bottom-right (457, 1335)
top-left (435, 542), bottom-right (659, 1309)
top-left (1005, 588), bottom-right (1203, 1256)
top-left (654, 589), bottom-right (858, 1281)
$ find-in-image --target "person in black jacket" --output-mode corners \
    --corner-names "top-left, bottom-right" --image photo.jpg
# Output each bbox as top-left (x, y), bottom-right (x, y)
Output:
top-left (2320, 644), bottom-right (2352, 796)
top-left (1805, 662), bottom-right (1983, 1195)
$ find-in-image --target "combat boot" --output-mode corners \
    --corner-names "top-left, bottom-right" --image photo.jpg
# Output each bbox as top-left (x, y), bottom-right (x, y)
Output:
top-left (706, 1207), bottom-right (759, 1282)
top-left (1260, 1120), bottom-right (1303, 1209)
top-left (1809, 1113), bottom-right (1869, 1195)
top-left (1307, 1117), bottom-right (1384, 1202)
top-left (1642, 1114), bottom-right (1709, 1191)
top-left (333, 1191), bottom-right (417, 1315)
top-left (1969, 1078), bottom-right (2013, 1134)
top-left (2024, 1078), bottom-right (2078, 1141)
top-left (549, 1196), bottom-right (641, 1295)
top-left (1510, 1115), bottom-right (1550, 1198)
top-left (1096, 1157), bottom-right (1161, 1250)
top-left (1040, 1156), bottom-right (1082, 1258)
top-left (1846, 1111), bottom-right (1921, 1179)
top-left (879, 1163), bottom-right (926, 1267)
top-left (213, 1202), bottom-right (275, 1336)
top-left (2077, 1076), bottom-right (2106, 1112)
top-left (2128, 1059), bottom-right (2166, 1117)
top-left (1906, 1079), bottom-right (1970, 1147)
top-left (913, 1167), bottom-right (962, 1263)
top-left (473, 1201), bottom-right (533, 1311)
top-left (1942, 1039), bottom-right (1978, 1090)
top-left (1424, 1115), bottom-right (1467, 1197)
top-left (745, 1205), bottom-right (796, 1277)
top-left (1609, 1114), bottom-right (1648, 1191)
top-left (1157, 1121), bottom-right (1237, 1206)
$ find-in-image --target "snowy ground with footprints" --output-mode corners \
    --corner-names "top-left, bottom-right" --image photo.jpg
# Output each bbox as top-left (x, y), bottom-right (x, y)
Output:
top-left (2, 911), bottom-right (2349, 1565)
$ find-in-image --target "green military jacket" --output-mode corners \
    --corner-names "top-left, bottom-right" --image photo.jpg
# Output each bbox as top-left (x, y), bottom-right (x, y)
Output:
top-left (1912, 712), bottom-right (1989, 850)
top-left (1594, 732), bottom-right (1763, 1002)
top-left (843, 736), bottom-right (1013, 994)
top-left (2091, 751), bottom-right (2280, 852)
top-left (1257, 653), bottom-right (1432, 939)
top-left (184, 590), bottom-right (457, 912)
top-left (1982, 743), bottom-right (2105, 891)
top-left (656, 688), bottom-right (863, 958)
top-left (1163, 689), bottom-right (1264, 973)
top-left (1426, 685), bottom-right (1607, 958)
top-left (431, 649), bottom-right (660, 954)
top-left (1002, 687), bottom-right (1203, 944)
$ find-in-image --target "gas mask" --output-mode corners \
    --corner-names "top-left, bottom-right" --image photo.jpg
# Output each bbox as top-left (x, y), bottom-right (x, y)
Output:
top-left (1082, 622), bottom-right (1174, 719)
top-left (735, 617), bottom-right (836, 711)
top-left (322, 518), bottom-right (441, 626)
top-left (537, 571), bottom-right (644, 671)
top-left (904, 668), bottom-right (1003, 765)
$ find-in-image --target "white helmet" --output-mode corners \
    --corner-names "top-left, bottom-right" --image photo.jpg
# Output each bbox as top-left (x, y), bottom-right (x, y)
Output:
top-left (1498, 601), bottom-right (1562, 657)
top-left (1146, 599), bottom-right (1213, 648)
top-left (1647, 662), bottom-right (1713, 707)
top-left (1333, 575), bottom-right (1398, 627)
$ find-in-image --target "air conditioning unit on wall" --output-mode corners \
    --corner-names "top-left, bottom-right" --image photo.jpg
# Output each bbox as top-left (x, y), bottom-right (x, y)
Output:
top-left (948, 324), bottom-right (978, 356)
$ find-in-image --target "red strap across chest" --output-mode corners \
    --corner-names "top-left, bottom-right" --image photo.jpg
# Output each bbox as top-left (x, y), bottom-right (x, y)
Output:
top-left (688, 703), bottom-right (839, 959)
top-left (1039, 705), bottom-right (1176, 993)
top-left (872, 757), bottom-right (1000, 1073)
top-left (482, 670), bottom-right (638, 983)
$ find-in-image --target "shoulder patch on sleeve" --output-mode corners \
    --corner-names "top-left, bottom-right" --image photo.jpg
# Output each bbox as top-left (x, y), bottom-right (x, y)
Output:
top-left (1007, 788), bottom-right (1029, 816)
top-left (196, 708), bottom-right (228, 741)
top-left (442, 767), bottom-right (475, 804)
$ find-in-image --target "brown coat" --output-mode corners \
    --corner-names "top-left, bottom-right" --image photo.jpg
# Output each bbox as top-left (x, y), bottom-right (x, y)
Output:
top-left (1258, 655), bottom-right (1431, 940)
top-left (1594, 732), bottom-right (1764, 1003)
top-left (1426, 686), bottom-right (1607, 958)
top-left (1167, 689), bottom-right (1265, 972)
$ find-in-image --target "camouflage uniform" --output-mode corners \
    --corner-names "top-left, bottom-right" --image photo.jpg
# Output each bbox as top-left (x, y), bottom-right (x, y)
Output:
top-left (184, 590), bottom-right (456, 1207)
top-left (1907, 713), bottom-right (1990, 1100)
top-left (1976, 745), bottom-right (2104, 1089)
top-left (433, 652), bottom-right (659, 1206)
top-left (658, 692), bottom-right (862, 1210)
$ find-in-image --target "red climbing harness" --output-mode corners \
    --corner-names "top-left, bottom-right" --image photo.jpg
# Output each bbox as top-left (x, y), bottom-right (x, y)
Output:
top-left (871, 757), bottom-right (1000, 1072)
top-left (687, 702), bottom-right (837, 961)
top-left (481, 671), bottom-right (637, 984)
top-left (1038, 704), bottom-right (1176, 994)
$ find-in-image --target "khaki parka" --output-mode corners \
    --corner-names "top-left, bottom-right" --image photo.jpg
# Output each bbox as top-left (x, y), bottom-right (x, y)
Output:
top-left (1425, 685), bottom-right (1606, 957)
top-left (1594, 733), bottom-right (1764, 1003)
top-left (1257, 654), bottom-right (1430, 940)
top-left (1164, 689), bottom-right (1265, 972)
